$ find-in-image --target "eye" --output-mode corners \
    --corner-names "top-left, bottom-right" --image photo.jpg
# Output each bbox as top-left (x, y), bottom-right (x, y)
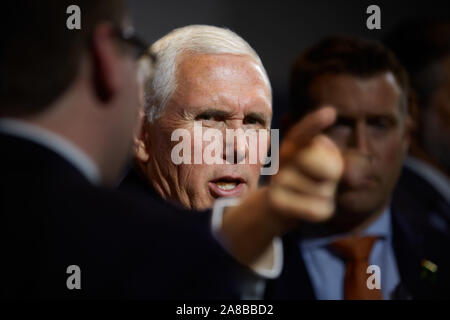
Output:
top-left (244, 115), bottom-right (266, 127)
top-left (244, 117), bottom-right (258, 124)
top-left (368, 118), bottom-right (392, 130)
top-left (326, 125), bottom-right (350, 136)
top-left (194, 111), bottom-right (227, 128)
top-left (327, 117), bottom-right (352, 132)
top-left (196, 113), bottom-right (212, 121)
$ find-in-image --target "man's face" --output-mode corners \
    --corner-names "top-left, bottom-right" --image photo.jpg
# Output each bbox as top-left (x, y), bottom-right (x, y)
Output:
top-left (141, 53), bottom-right (272, 210)
top-left (310, 72), bottom-right (410, 222)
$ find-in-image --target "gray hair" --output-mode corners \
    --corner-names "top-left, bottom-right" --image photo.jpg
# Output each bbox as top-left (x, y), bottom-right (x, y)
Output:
top-left (141, 25), bottom-right (272, 123)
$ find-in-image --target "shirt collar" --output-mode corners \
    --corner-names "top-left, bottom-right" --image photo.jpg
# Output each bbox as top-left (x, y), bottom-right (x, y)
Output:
top-left (0, 118), bottom-right (101, 185)
top-left (301, 208), bottom-right (392, 250)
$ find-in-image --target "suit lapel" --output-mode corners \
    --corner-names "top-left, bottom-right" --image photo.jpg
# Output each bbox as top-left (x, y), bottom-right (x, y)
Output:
top-left (391, 207), bottom-right (424, 299)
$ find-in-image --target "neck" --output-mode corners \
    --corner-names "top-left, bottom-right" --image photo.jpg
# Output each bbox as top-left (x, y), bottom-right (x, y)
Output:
top-left (301, 204), bottom-right (387, 238)
top-left (19, 93), bottom-right (109, 185)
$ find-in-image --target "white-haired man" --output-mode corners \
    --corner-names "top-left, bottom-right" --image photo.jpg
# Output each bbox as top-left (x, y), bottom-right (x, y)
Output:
top-left (126, 25), bottom-right (273, 210)
top-left (118, 25), bottom-right (343, 296)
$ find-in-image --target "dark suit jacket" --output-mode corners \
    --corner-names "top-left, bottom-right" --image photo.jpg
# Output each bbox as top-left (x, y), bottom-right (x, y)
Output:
top-left (393, 165), bottom-right (450, 233)
top-left (264, 167), bottom-right (450, 300)
top-left (0, 133), bottom-right (245, 299)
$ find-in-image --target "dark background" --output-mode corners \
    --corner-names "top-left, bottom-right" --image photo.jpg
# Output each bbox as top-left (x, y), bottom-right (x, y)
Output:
top-left (129, 0), bottom-right (450, 129)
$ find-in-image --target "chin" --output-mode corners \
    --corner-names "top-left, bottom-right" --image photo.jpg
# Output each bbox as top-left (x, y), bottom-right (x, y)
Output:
top-left (337, 191), bottom-right (382, 216)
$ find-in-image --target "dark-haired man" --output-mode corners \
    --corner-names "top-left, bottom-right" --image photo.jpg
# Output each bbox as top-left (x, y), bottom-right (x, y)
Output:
top-left (265, 36), bottom-right (450, 300)
top-left (0, 1), bottom-right (343, 299)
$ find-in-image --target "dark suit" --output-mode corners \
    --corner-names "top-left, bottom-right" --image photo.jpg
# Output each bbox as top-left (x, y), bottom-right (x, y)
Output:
top-left (264, 168), bottom-right (450, 299)
top-left (0, 132), bottom-right (245, 299)
top-left (393, 165), bottom-right (450, 233)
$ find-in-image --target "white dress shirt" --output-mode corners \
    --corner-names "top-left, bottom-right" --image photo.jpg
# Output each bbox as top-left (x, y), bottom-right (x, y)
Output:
top-left (212, 197), bottom-right (284, 299)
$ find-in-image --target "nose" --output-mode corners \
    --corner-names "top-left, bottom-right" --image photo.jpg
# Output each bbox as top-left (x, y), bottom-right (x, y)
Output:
top-left (223, 124), bottom-right (247, 164)
top-left (352, 123), bottom-right (371, 157)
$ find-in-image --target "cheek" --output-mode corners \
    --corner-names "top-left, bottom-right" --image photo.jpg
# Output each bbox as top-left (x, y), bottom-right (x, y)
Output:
top-left (156, 130), bottom-right (176, 160)
top-left (373, 133), bottom-right (406, 177)
top-left (256, 130), bottom-right (271, 164)
top-left (179, 164), bottom-right (213, 197)
top-left (178, 164), bottom-right (201, 182)
top-left (247, 164), bottom-right (262, 189)
top-left (149, 128), bottom-right (182, 183)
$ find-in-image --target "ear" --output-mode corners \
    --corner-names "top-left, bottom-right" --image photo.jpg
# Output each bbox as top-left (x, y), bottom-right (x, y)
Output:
top-left (134, 113), bottom-right (150, 163)
top-left (134, 138), bottom-right (149, 163)
top-left (90, 23), bottom-right (122, 103)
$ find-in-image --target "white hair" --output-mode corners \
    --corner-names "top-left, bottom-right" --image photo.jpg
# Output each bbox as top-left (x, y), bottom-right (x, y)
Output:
top-left (142, 25), bottom-right (272, 123)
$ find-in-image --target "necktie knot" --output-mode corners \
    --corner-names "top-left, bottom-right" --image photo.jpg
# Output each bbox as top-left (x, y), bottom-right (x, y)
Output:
top-left (331, 235), bottom-right (378, 261)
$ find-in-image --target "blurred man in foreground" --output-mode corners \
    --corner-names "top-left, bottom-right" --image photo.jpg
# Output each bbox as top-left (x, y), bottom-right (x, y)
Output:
top-left (265, 36), bottom-right (450, 300)
top-left (0, 1), bottom-right (343, 299)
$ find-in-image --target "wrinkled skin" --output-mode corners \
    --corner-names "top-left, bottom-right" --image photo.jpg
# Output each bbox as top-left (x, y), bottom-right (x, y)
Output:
top-left (137, 53), bottom-right (272, 210)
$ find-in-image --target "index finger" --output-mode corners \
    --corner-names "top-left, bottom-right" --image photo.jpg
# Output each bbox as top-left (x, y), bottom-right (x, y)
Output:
top-left (285, 106), bottom-right (337, 146)
top-left (280, 106), bottom-right (337, 163)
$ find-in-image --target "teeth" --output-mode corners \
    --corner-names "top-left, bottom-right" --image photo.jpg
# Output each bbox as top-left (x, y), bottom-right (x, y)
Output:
top-left (215, 182), bottom-right (238, 190)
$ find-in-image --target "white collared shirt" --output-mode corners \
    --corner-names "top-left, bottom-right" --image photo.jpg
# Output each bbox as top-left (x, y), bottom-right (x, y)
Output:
top-left (0, 118), bottom-right (101, 185)
top-left (212, 197), bottom-right (284, 299)
top-left (212, 197), bottom-right (283, 279)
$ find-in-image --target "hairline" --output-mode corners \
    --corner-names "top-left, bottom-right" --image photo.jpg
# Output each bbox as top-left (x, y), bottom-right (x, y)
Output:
top-left (144, 26), bottom-right (272, 124)
top-left (307, 70), bottom-right (409, 116)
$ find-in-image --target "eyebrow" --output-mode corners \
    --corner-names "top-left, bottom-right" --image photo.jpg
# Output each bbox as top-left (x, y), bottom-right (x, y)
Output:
top-left (334, 113), bottom-right (399, 125)
top-left (245, 112), bottom-right (270, 126)
top-left (195, 109), bottom-right (232, 119)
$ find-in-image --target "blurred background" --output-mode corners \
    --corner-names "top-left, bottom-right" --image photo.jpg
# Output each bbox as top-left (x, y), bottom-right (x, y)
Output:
top-left (129, 0), bottom-right (450, 129)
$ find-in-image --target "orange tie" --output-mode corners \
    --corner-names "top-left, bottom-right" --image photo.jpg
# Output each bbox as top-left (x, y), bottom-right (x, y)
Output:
top-left (330, 236), bottom-right (383, 300)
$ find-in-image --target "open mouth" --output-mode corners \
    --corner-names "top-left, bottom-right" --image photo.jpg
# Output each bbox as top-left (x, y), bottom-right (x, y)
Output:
top-left (215, 180), bottom-right (240, 190)
top-left (209, 176), bottom-right (246, 198)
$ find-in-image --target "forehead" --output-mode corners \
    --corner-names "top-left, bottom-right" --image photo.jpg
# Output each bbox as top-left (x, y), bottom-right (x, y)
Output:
top-left (310, 72), bottom-right (402, 116)
top-left (171, 53), bottom-right (272, 116)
